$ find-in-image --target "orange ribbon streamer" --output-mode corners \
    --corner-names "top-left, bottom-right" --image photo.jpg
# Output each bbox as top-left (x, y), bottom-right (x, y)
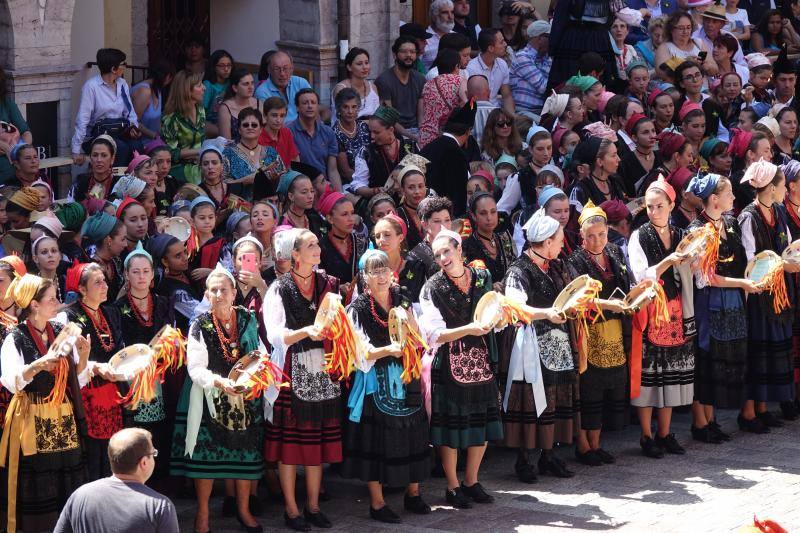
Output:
top-left (43, 357), bottom-right (69, 405)
top-left (241, 358), bottom-right (289, 401)
top-left (323, 305), bottom-right (358, 381)
top-left (499, 298), bottom-right (536, 326)
top-left (697, 223), bottom-right (721, 284)
top-left (400, 327), bottom-right (428, 384)
top-left (118, 327), bottom-right (187, 409)
top-left (761, 263), bottom-right (790, 315)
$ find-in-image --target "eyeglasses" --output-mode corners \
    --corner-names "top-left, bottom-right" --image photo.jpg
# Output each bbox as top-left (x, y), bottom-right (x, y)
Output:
top-left (142, 448), bottom-right (158, 459)
top-left (682, 72), bottom-right (703, 82)
top-left (241, 122), bottom-right (260, 128)
top-left (496, 121), bottom-right (512, 127)
top-left (675, 25), bottom-right (692, 32)
top-left (367, 267), bottom-right (393, 278)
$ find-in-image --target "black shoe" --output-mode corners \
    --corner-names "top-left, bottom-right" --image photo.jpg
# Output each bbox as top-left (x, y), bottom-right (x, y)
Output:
top-left (236, 513), bottom-right (263, 533)
top-left (655, 433), bottom-right (686, 455)
top-left (445, 487), bottom-right (472, 509)
top-left (303, 508), bottom-right (332, 528)
top-left (640, 436), bottom-right (665, 458)
top-left (369, 505), bottom-right (401, 524)
top-left (404, 494), bottom-right (431, 515)
top-left (248, 495), bottom-right (263, 517)
top-left (222, 496), bottom-right (236, 517)
top-left (708, 420), bottom-right (731, 442)
top-left (780, 401), bottom-right (799, 421)
top-left (691, 424), bottom-right (722, 444)
top-left (514, 461), bottom-right (538, 483)
top-left (575, 448), bottom-right (603, 466)
top-left (594, 448), bottom-right (616, 464)
top-left (538, 453), bottom-right (575, 477)
top-left (738, 414), bottom-right (770, 434)
top-left (460, 482), bottom-right (494, 503)
top-left (284, 512), bottom-right (311, 532)
top-left (757, 410), bottom-right (783, 428)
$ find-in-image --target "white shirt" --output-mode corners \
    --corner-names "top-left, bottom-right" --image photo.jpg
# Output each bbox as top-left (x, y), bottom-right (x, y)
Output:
top-left (71, 74), bottom-right (139, 154)
top-left (423, 26), bottom-right (454, 70)
top-left (466, 54), bottom-right (510, 106)
top-left (692, 27), bottom-right (745, 66)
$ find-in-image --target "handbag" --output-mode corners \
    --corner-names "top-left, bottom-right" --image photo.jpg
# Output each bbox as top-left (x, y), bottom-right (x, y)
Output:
top-left (85, 82), bottom-right (136, 147)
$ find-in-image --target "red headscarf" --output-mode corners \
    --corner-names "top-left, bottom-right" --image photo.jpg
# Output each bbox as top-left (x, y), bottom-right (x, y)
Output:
top-left (65, 259), bottom-right (91, 294)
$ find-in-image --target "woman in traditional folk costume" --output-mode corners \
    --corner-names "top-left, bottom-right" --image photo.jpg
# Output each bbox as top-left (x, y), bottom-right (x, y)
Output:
top-left (170, 264), bottom-right (265, 533)
top-left (738, 160), bottom-right (800, 433)
top-left (779, 160), bottom-right (800, 420)
top-left (263, 228), bottom-right (343, 531)
top-left (628, 177), bottom-right (696, 458)
top-left (567, 202), bottom-right (633, 466)
top-left (419, 229), bottom-right (502, 509)
top-left (64, 262), bottom-right (126, 480)
top-left (686, 174), bottom-right (759, 442)
top-left (502, 209), bottom-right (578, 482)
top-left (342, 250), bottom-right (431, 523)
top-left (0, 274), bottom-right (90, 532)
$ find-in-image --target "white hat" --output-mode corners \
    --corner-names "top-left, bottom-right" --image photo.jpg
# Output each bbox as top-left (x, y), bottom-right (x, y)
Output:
top-left (527, 20), bottom-right (551, 38)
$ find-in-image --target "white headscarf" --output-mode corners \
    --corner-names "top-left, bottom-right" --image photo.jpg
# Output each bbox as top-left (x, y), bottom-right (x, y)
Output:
top-left (522, 208), bottom-right (560, 243)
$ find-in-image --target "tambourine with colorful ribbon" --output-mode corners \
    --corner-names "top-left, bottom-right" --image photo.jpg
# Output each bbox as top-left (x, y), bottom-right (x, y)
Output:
top-left (315, 293), bottom-right (358, 381)
top-left (622, 278), bottom-right (670, 327)
top-left (745, 250), bottom-right (790, 314)
top-left (115, 325), bottom-right (186, 408)
top-left (389, 306), bottom-right (428, 384)
top-left (227, 350), bottom-right (289, 400)
top-left (676, 222), bottom-right (720, 282)
top-left (553, 275), bottom-right (603, 319)
top-left (781, 239), bottom-right (800, 265)
top-left (226, 194), bottom-right (252, 213)
top-left (473, 291), bottom-right (538, 330)
top-left (44, 322), bottom-right (84, 405)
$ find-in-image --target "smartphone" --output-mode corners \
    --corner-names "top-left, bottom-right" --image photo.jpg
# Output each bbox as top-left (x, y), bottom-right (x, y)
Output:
top-left (241, 252), bottom-right (258, 274)
top-left (698, 51), bottom-right (707, 62)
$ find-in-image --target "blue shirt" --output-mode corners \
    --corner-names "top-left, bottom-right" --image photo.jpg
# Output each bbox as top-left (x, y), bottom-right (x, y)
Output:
top-left (254, 76), bottom-right (311, 123)
top-left (287, 119), bottom-right (337, 179)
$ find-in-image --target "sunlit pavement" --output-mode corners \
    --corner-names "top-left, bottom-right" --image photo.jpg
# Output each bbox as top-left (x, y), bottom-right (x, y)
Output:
top-left (176, 408), bottom-right (800, 531)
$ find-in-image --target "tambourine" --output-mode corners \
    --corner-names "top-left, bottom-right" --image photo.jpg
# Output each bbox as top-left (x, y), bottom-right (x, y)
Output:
top-left (174, 183), bottom-right (206, 202)
top-left (782, 239), bottom-right (800, 265)
top-left (163, 216), bottom-right (192, 242)
top-left (623, 278), bottom-right (660, 313)
top-left (675, 224), bottom-right (717, 260)
top-left (314, 292), bottom-right (343, 335)
top-left (553, 275), bottom-right (602, 317)
top-left (473, 291), bottom-right (506, 329)
top-left (228, 351), bottom-right (267, 393)
top-left (50, 322), bottom-right (84, 358)
top-left (155, 216), bottom-right (167, 234)
top-left (108, 344), bottom-right (154, 381)
top-left (389, 307), bottom-right (410, 346)
top-left (745, 250), bottom-right (783, 285)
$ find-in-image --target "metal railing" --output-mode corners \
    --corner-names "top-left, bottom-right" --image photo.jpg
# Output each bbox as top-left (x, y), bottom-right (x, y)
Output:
top-left (84, 62), bottom-right (150, 85)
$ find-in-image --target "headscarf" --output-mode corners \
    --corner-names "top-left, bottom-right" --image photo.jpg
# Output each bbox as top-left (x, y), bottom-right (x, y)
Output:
top-left (597, 91), bottom-right (616, 114)
top-left (92, 134), bottom-right (117, 154)
top-left (494, 153), bottom-right (518, 170)
top-left (0, 255), bottom-right (26, 279)
top-left (526, 125), bottom-right (549, 145)
top-left (189, 195), bottom-right (215, 213)
top-left (583, 121), bottom-right (617, 141)
top-left (168, 199), bottom-right (191, 217)
top-left (679, 101), bottom-right (703, 122)
top-left (358, 248), bottom-right (387, 272)
top-left (432, 228), bottom-right (462, 245)
top-left (381, 213), bottom-right (408, 237)
top-left (145, 234), bottom-right (180, 264)
top-left (144, 138), bottom-right (168, 154)
top-left (599, 199), bottom-right (630, 223)
top-left (233, 233), bottom-right (264, 254)
top-left (33, 215), bottom-right (64, 239)
top-left (55, 202), bottom-right (86, 232)
top-left (116, 196), bottom-right (143, 219)
top-left (225, 210), bottom-right (250, 236)
top-left (578, 200), bottom-right (607, 226)
top-left (276, 170), bottom-right (303, 197)
top-left (781, 160), bottom-right (800, 185)
top-left (123, 241), bottom-right (153, 269)
top-left (658, 131), bottom-right (687, 159)
top-left (687, 173), bottom-right (721, 200)
top-left (9, 187), bottom-right (41, 211)
top-left (274, 226), bottom-right (301, 261)
top-left (126, 151), bottom-right (151, 174)
top-left (741, 159), bottom-right (777, 188)
top-left (208, 262), bottom-right (236, 286)
top-left (522, 208), bottom-right (560, 242)
top-left (317, 190), bottom-right (347, 217)
top-left (552, 127), bottom-right (569, 150)
top-left (31, 179), bottom-right (54, 204)
top-left (647, 88), bottom-right (664, 107)
top-left (112, 174), bottom-right (147, 199)
top-left (727, 128), bottom-right (753, 158)
top-left (81, 211), bottom-right (118, 243)
top-left (667, 167), bottom-right (694, 192)
top-left (538, 185), bottom-right (565, 209)
top-left (745, 52), bottom-right (771, 69)
top-left (625, 59), bottom-right (648, 77)
top-left (7, 273), bottom-right (44, 309)
top-left (647, 174), bottom-right (676, 202)
top-left (366, 193), bottom-right (395, 214)
top-left (470, 170), bottom-right (494, 190)
top-left (625, 113), bottom-right (649, 136)
top-left (756, 115), bottom-right (780, 138)
top-left (199, 137), bottom-right (226, 159)
top-left (396, 164), bottom-right (425, 185)
top-left (372, 106), bottom-right (401, 126)
top-left (573, 136), bottom-right (604, 166)
top-left (700, 138), bottom-right (725, 161)
top-left (542, 91), bottom-right (569, 118)
top-left (65, 260), bottom-right (91, 294)
top-left (565, 75), bottom-right (600, 93)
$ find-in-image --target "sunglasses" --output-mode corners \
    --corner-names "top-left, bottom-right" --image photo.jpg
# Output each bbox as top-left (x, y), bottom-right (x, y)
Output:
top-left (241, 122), bottom-right (260, 128)
top-left (496, 121), bottom-right (512, 127)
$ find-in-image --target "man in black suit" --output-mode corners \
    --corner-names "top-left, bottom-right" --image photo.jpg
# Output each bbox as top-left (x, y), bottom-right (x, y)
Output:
top-left (420, 101), bottom-right (477, 217)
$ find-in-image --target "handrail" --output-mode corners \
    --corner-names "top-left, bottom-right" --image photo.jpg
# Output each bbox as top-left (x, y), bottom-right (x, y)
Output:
top-left (84, 62), bottom-right (150, 85)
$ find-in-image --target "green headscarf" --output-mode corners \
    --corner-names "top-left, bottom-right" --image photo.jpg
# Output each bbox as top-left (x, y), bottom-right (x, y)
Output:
top-left (56, 202), bottom-right (87, 232)
top-left (372, 106), bottom-right (401, 126)
top-left (565, 75), bottom-right (600, 93)
top-left (80, 211), bottom-right (118, 243)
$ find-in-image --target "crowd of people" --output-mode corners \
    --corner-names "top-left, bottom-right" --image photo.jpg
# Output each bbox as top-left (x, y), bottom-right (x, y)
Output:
top-left (1, 0), bottom-right (800, 531)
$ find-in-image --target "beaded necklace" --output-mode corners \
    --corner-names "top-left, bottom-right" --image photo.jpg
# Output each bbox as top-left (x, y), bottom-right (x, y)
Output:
top-left (212, 310), bottom-right (240, 362)
top-left (80, 303), bottom-right (115, 352)
top-left (127, 291), bottom-right (154, 327)
top-left (368, 293), bottom-right (389, 328)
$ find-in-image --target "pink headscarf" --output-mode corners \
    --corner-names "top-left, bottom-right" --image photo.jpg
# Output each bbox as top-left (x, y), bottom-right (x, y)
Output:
top-left (741, 159), bottom-right (778, 189)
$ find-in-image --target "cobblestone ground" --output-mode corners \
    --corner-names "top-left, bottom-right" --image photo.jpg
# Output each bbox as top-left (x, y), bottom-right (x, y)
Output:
top-left (176, 408), bottom-right (800, 532)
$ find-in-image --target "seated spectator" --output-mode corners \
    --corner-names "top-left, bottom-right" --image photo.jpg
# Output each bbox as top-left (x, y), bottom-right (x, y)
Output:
top-left (425, 32), bottom-right (472, 82)
top-left (132, 58), bottom-right (174, 141)
top-left (423, 0), bottom-right (456, 70)
top-left (202, 49), bottom-right (234, 137)
top-left (693, 3), bottom-right (745, 65)
top-left (0, 67), bottom-right (33, 184)
top-left (751, 9), bottom-right (800, 56)
top-left (742, 53), bottom-right (774, 117)
top-left (771, 48), bottom-right (797, 107)
top-left (628, 0), bottom-right (679, 20)
top-left (72, 135), bottom-right (119, 206)
top-left (713, 34), bottom-right (750, 86)
top-left (331, 48), bottom-right (380, 123)
top-left (610, 17), bottom-right (643, 90)
top-left (258, 96), bottom-right (299, 167)
top-left (467, 28), bottom-right (515, 115)
top-left (399, 22), bottom-right (433, 75)
top-left (254, 51), bottom-right (311, 123)
top-left (160, 69), bottom-right (205, 184)
top-left (182, 33), bottom-right (207, 74)
top-left (332, 88), bottom-right (371, 183)
top-left (469, 74), bottom-right (498, 142)
top-left (256, 50), bottom-right (276, 86)
top-left (222, 107), bottom-right (284, 200)
top-left (287, 89), bottom-right (342, 191)
top-left (419, 49), bottom-right (467, 149)
top-left (217, 68), bottom-right (259, 141)
top-left (636, 15), bottom-right (668, 72)
top-left (724, 0), bottom-right (751, 43)
top-left (453, 0), bottom-right (481, 50)
top-left (510, 20), bottom-right (551, 120)
top-left (498, 1), bottom-right (528, 55)
top-left (480, 108), bottom-right (523, 164)
top-left (654, 10), bottom-right (717, 81)
top-left (71, 48), bottom-right (143, 167)
top-left (54, 428), bottom-right (179, 533)
top-left (8, 144), bottom-right (45, 189)
top-left (375, 36), bottom-right (427, 141)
